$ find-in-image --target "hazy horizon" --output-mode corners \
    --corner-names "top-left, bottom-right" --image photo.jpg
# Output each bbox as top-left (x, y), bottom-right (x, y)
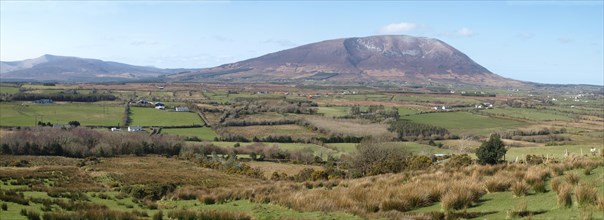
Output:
top-left (1, 1), bottom-right (602, 85)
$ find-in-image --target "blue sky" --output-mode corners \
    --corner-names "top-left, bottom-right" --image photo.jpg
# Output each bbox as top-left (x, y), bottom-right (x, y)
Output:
top-left (1, 1), bottom-right (602, 85)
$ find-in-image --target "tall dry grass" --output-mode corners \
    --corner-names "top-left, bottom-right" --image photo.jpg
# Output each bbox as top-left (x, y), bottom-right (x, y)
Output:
top-left (557, 183), bottom-right (573, 208)
top-left (575, 183), bottom-right (598, 207)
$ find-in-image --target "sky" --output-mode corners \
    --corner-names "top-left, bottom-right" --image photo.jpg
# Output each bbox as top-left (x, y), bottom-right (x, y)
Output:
top-left (1, 1), bottom-right (603, 85)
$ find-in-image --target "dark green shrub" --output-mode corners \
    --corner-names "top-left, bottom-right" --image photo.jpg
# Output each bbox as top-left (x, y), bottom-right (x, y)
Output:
top-left (476, 134), bottom-right (506, 165)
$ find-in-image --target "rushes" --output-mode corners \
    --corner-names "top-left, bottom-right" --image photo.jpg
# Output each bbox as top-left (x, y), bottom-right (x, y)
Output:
top-left (557, 184), bottom-right (573, 208)
top-left (575, 183), bottom-right (598, 207)
top-left (484, 176), bottom-right (511, 193)
top-left (511, 181), bottom-right (530, 197)
top-left (565, 173), bottom-right (580, 185)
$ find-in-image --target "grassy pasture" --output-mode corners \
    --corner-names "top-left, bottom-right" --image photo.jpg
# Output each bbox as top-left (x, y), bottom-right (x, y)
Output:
top-left (0, 86), bottom-right (20, 94)
top-left (0, 102), bottom-right (123, 126)
top-left (129, 107), bottom-right (203, 127)
top-left (393, 94), bottom-right (479, 104)
top-left (303, 116), bottom-right (395, 138)
top-left (211, 141), bottom-right (339, 158)
top-left (224, 112), bottom-right (293, 123)
top-left (402, 111), bottom-right (526, 136)
top-left (486, 108), bottom-right (575, 121)
top-left (206, 92), bottom-right (284, 103)
top-left (161, 127), bottom-right (218, 140)
top-left (317, 106), bottom-right (349, 117)
top-left (218, 124), bottom-right (323, 140)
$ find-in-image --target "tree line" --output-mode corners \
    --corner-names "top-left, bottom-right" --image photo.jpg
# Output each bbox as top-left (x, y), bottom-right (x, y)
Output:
top-left (0, 127), bottom-right (183, 158)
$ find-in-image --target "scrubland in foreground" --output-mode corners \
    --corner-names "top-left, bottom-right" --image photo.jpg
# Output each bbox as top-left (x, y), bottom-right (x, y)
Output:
top-left (1, 154), bottom-right (602, 220)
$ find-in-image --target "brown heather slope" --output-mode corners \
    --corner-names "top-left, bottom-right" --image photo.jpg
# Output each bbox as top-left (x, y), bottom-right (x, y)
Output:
top-left (168, 35), bottom-right (524, 87)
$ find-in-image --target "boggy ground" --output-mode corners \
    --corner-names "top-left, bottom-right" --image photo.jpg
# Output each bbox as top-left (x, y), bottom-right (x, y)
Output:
top-left (1, 154), bottom-right (603, 219)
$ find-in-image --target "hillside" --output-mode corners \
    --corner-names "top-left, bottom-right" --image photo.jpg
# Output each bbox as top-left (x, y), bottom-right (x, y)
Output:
top-left (1, 54), bottom-right (188, 82)
top-left (166, 35), bottom-right (524, 87)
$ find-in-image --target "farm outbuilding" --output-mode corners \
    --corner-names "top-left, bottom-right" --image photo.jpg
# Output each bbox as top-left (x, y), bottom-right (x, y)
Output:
top-left (128, 126), bottom-right (144, 132)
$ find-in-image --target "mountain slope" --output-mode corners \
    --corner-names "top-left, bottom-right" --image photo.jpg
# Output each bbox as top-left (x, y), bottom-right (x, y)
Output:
top-left (167, 35), bottom-right (522, 86)
top-left (1, 55), bottom-right (187, 82)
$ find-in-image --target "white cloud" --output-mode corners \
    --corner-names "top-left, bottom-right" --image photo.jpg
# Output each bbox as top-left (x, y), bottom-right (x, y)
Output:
top-left (379, 22), bottom-right (417, 34)
top-left (456, 27), bottom-right (475, 37)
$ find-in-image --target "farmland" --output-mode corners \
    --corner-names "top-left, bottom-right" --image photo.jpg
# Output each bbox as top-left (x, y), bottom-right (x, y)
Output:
top-left (0, 82), bottom-right (603, 219)
top-left (130, 107), bottom-right (204, 127)
top-left (161, 127), bottom-right (217, 140)
top-left (0, 102), bottom-right (123, 126)
top-left (402, 111), bottom-right (527, 135)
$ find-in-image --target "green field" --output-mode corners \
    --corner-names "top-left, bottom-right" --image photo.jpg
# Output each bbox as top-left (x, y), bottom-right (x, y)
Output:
top-left (402, 112), bottom-right (526, 135)
top-left (485, 108), bottom-right (575, 121)
top-left (211, 141), bottom-right (339, 159)
top-left (397, 107), bottom-right (419, 116)
top-left (206, 92), bottom-right (285, 103)
top-left (393, 95), bottom-right (479, 104)
top-left (162, 127), bottom-right (218, 140)
top-left (317, 106), bottom-right (349, 117)
top-left (0, 86), bottom-right (20, 94)
top-left (0, 102), bottom-right (123, 126)
top-left (130, 107), bottom-right (203, 126)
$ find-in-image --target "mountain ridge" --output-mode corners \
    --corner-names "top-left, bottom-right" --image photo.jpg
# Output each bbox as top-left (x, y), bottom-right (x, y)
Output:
top-left (1, 54), bottom-right (189, 82)
top-left (166, 35), bottom-right (522, 87)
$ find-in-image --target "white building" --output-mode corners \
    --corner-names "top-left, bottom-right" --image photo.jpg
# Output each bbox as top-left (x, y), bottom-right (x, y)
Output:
top-left (128, 126), bottom-right (144, 132)
top-left (175, 107), bottom-right (190, 112)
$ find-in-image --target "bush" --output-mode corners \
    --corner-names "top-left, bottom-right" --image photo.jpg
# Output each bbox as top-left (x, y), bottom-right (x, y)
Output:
top-left (475, 134), bottom-right (506, 165)
top-left (575, 183), bottom-right (598, 207)
top-left (446, 154), bottom-right (473, 167)
top-left (408, 155), bottom-right (432, 170)
top-left (1, 203), bottom-right (7, 211)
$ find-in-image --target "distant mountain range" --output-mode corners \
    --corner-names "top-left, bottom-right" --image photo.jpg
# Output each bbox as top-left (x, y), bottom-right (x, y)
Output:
top-left (0, 35), bottom-right (558, 87)
top-left (165, 35), bottom-right (524, 87)
top-left (0, 54), bottom-right (189, 82)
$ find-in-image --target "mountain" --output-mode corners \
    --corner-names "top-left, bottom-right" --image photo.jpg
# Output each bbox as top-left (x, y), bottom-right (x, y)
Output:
top-left (166, 35), bottom-right (523, 86)
top-left (1, 54), bottom-right (189, 82)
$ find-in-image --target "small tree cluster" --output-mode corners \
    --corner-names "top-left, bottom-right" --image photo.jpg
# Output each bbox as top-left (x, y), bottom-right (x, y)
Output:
top-left (476, 134), bottom-right (507, 165)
